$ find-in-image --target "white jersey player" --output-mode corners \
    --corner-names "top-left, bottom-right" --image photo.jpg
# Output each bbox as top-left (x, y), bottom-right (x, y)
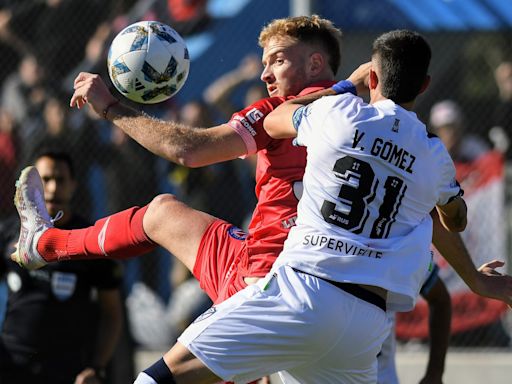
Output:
top-left (134, 29), bottom-right (468, 384)
top-left (272, 91), bottom-right (461, 311)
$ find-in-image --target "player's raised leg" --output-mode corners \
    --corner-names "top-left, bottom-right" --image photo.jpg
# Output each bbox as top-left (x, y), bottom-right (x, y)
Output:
top-left (12, 166), bottom-right (216, 276)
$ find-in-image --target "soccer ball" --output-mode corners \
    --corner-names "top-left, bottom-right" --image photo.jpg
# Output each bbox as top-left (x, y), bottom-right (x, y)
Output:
top-left (107, 21), bottom-right (190, 104)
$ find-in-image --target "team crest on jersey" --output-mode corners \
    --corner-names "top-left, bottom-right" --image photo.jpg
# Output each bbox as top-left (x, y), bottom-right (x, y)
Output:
top-left (193, 306), bottom-right (216, 323)
top-left (391, 118), bottom-right (400, 132)
top-left (292, 106), bottom-right (306, 129)
top-left (51, 272), bottom-right (77, 301)
top-left (228, 226), bottom-right (247, 240)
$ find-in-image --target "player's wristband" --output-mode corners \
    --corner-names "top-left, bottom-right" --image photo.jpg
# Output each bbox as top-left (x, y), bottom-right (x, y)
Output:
top-left (331, 80), bottom-right (357, 96)
top-left (102, 99), bottom-right (120, 120)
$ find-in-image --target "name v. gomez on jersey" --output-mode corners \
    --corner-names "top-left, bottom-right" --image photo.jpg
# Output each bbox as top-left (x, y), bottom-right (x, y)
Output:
top-left (273, 93), bottom-right (462, 312)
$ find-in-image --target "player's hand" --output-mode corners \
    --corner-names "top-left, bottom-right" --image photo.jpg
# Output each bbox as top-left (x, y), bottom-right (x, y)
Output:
top-left (74, 367), bottom-right (102, 384)
top-left (347, 62), bottom-right (371, 95)
top-left (474, 260), bottom-right (512, 308)
top-left (70, 72), bottom-right (118, 117)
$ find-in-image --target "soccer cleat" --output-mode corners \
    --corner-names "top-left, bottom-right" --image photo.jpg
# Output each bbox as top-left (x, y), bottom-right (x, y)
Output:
top-left (11, 166), bottom-right (52, 270)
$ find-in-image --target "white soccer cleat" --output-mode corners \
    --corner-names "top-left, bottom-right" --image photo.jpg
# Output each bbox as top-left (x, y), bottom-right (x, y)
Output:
top-left (11, 166), bottom-right (52, 270)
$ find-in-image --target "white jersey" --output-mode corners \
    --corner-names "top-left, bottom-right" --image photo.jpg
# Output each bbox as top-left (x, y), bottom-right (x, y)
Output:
top-left (273, 94), bottom-right (461, 311)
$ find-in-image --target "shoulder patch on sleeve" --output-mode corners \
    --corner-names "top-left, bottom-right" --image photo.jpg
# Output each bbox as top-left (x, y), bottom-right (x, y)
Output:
top-left (292, 106), bottom-right (308, 131)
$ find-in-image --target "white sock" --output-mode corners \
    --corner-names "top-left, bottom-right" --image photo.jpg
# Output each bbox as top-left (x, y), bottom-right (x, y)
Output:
top-left (134, 372), bottom-right (158, 384)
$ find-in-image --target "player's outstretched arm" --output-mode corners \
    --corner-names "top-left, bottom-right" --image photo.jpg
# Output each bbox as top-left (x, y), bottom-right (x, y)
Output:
top-left (264, 62), bottom-right (371, 139)
top-left (431, 210), bottom-right (512, 307)
top-left (70, 72), bottom-right (246, 167)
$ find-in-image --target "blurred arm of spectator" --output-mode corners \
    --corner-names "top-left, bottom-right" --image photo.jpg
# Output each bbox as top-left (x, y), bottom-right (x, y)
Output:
top-left (489, 61), bottom-right (512, 155)
top-left (495, 61), bottom-right (512, 102)
top-left (203, 54), bottom-right (262, 119)
top-left (75, 289), bottom-right (124, 384)
top-left (0, 8), bottom-right (30, 55)
top-left (419, 273), bottom-right (451, 384)
top-left (166, 261), bottom-right (212, 339)
top-left (63, 22), bottom-right (113, 93)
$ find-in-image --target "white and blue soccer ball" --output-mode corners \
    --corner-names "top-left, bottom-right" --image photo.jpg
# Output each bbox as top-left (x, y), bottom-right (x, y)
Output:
top-left (107, 21), bottom-right (190, 104)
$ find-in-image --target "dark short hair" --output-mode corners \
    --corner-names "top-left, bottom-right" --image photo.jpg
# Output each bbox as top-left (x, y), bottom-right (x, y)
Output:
top-left (372, 30), bottom-right (431, 103)
top-left (32, 148), bottom-right (75, 179)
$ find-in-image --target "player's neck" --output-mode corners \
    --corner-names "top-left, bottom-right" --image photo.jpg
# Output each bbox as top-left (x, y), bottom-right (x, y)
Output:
top-left (370, 93), bottom-right (416, 111)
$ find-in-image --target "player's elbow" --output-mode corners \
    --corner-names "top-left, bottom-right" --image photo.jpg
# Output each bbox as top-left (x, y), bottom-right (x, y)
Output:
top-left (175, 149), bottom-right (204, 168)
top-left (437, 197), bottom-right (467, 232)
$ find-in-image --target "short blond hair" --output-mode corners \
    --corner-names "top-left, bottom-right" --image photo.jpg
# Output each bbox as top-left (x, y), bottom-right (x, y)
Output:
top-left (258, 15), bottom-right (342, 75)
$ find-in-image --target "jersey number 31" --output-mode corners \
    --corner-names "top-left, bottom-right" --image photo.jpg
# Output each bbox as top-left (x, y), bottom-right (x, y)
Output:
top-left (321, 156), bottom-right (407, 239)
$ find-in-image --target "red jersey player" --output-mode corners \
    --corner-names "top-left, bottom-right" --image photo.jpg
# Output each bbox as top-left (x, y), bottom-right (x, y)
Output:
top-left (14, 15), bottom-right (343, 306)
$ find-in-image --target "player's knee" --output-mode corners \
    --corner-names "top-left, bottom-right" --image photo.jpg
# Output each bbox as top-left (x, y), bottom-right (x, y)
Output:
top-left (149, 193), bottom-right (182, 214)
top-left (144, 194), bottom-right (181, 233)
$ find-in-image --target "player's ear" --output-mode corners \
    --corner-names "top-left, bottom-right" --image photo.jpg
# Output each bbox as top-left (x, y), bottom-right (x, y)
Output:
top-left (418, 75), bottom-right (431, 95)
top-left (309, 52), bottom-right (325, 76)
top-left (369, 69), bottom-right (378, 90)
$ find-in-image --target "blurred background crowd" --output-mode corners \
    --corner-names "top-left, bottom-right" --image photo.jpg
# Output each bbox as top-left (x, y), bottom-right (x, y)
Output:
top-left (0, 0), bottom-right (511, 382)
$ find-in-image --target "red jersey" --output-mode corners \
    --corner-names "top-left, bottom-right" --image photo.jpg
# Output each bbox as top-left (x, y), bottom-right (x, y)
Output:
top-left (227, 81), bottom-right (334, 277)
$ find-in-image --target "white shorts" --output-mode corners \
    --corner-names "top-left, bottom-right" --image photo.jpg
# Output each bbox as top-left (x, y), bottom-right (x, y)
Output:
top-left (377, 313), bottom-right (399, 384)
top-left (178, 265), bottom-right (391, 384)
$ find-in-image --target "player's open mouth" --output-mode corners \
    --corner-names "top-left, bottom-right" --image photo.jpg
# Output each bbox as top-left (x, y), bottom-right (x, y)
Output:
top-left (267, 86), bottom-right (278, 95)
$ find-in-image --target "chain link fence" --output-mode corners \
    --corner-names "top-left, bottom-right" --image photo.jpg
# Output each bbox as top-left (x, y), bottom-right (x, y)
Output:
top-left (0, 0), bottom-right (511, 358)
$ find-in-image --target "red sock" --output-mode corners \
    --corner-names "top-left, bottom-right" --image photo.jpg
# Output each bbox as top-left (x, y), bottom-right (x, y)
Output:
top-left (37, 206), bottom-right (157, 261)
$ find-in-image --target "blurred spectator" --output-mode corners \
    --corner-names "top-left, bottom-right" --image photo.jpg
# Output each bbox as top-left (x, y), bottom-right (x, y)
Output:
top-left (63, 22), bottom-right (113, 92)
top-left (0, 150), bottom-right (123, 384)
top-left (102, 124), bottom-right (166, 295)
top-left (126, 260), bottom-right (212, 350)
top-left (152, 0), bottom-right (210, 36)
top-left (429, 100), bottom-right (490, 162)
top-left (0, 108), bottom-right (18, 219)
top-left (0, 0), bottom-right (106, 86)
top-left (1, 53), bottom-right (47, 142)
top-left (204, 53), bottom-right (267, 120)
top-left (430, 100), bottom-right (510, 348)
top-left (170, 99), bottom-right (252, 227)
top-left (103, 126), bottom-right (159, 216)
top-left (22, 92), bottom-right (106, 218)
top-left (490, 61), bottom-right (512, 157)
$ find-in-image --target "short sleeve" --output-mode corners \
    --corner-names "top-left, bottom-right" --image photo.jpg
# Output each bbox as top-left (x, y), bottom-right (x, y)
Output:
top-left (435, 144), bottom-right (464, 205)
top-left (228, 97), bottom-right (285, 156)
top-left (294, 94), bottom-right (355, 147)
top-left (420, 263), bottom-right (440, 297)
